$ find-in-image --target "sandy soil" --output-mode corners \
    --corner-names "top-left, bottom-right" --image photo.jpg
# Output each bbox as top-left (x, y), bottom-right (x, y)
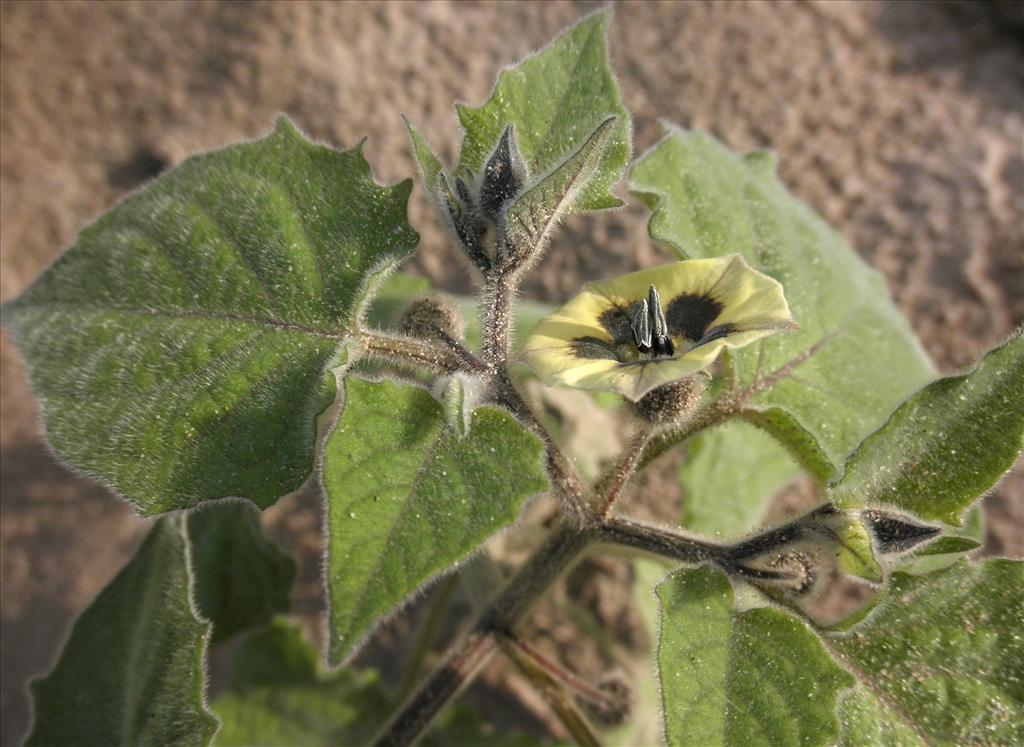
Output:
top-left (2, 1), bottom-right (1022, 743)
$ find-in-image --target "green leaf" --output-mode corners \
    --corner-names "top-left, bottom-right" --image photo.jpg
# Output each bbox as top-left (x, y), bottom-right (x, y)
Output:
top-left (212, 620), bottom-right (391, 747)
top-left (28, 516), bottom-right (215, 747)
top-left (835, 687), bottom-right (926, 747)
top-left (629, 128), bottom-right (934, 482)
top-left (322, 377), bottom-right (547, 664)
top-left (893, 535), bottom-right (981, 576)
top-left (402, 114), bottom-right (445, 198)
top-left (502, 116), bottom-right (617, 256)
top-left (656, 566), bottom-right (853, 747)
top-left (3, 116), bottom-right (418, 514)
top-left (213, 619), bottom-right (542, 747)
top-left (679, 420), bottom-right (803, 540)
top-left (188, 501), bottom-right (296, 644)
top-left (456, 10), bottom-right (630, 212)
top-left (829, 560), bottom-right (1024, 745)
top-left (830, 332), bottom-right (1024, 525)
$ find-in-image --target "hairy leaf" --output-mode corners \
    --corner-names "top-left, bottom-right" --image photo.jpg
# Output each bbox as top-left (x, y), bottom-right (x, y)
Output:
top-left (829, 560), bottom-right (1024, 745)
top-left (835, 687), bottom-right (926, 747)
top-left (322, 377), bottom-right (547, 664)
top-left (656, 567), bottom-right (853, 747)
top-left (213, 619), bottom-right (541, 747)
top-left (456, 10), bottom-right (630, 212)
top-left (831, 332), bottom-right (1024, 525)
top-left (679, 420), bottom-right (802, 540)
top-left (28, 516), bottom-right (215, 747)
top-left (188, 501), bottom-right (295, 643)
top-left (629, 128), bottom-right (933, 482)
top-left (402, 114), bottom-right (445, 200)
top-left (502, 117), bottom-right (616, 258)
top-left (212, 620), bottom-right (390, 747)
top-left (3, 117), bottom-right (418, 514)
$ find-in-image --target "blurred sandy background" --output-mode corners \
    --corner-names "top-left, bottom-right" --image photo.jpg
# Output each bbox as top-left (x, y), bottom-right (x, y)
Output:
top-left (1, 1), bottom-right (1022, 743)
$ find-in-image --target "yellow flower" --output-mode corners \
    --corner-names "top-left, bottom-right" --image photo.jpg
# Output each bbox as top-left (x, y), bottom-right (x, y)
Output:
top-left (519, 255), bottom-right (796, 400)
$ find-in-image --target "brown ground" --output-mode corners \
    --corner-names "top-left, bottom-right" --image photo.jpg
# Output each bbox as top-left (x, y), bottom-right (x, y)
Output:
top-left (2, 1), bottom-right (1022, 744)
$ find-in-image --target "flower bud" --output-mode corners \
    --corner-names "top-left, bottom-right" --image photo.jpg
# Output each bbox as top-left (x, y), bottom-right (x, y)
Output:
top-left (479, 124), bottom-right (527, 218)
top-left (633, 376), bottom-right (706, 427)
top-left (861, 509), bottom-right (941, 554)
top-left (399, 296), bottom-right (465, 341)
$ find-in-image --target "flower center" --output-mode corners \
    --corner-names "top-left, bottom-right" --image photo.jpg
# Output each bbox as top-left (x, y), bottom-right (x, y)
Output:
top-left (631, 285), bottom-right (675, 358)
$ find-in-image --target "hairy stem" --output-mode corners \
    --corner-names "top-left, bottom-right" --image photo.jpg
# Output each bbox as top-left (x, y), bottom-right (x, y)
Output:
top-left (372, 526), bottom-right (594, 747)
top-left (480, 268), bottom-right (516, 367)
top-left (358, 330), bottom-right (486, 375)
top-left (490, 367), bottom-right (590, 525)
top-left (637, 335), bottom-right (835, 471)
top-left (374, 631), bottom-right (499, 747)
top-left (374, 504), bottom-right (831, 744)
top-left (398, 573), bottom-right (462, 701)
top-left (596, 429), bottom-right (652, 520)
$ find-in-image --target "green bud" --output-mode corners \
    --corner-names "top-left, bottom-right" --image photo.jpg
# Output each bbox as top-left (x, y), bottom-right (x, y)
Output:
top-left (399, 296), bottom-right (465, 341)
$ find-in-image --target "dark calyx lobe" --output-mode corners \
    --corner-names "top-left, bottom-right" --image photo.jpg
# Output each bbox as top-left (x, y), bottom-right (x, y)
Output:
top-left (479, 125), bottom-right (526, 218)
top-left (862, 509), bottom-right (941, 554)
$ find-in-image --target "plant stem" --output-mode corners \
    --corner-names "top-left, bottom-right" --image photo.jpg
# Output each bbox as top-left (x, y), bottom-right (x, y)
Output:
top-left (596, 429), bottom-right (652, 520)
top-left (637, 334), bottom-right (835, 471)
top-left (375, 630), bottom-right (499, 747)
top-left (502, 636), bottom-right (605, 747)
top-left (502, 635), bottom-right (618, 712)
top-left (358, 330), bottom-right (486, 375)
top-left (597, 515), bottom-right (726, 566)
top-left (490, 367), bottom-right (590, 525)
top-left (371, 525), bottom-right (594, 747)
top-left (398, 573), bottom-right (462, 701)
top-left (480, 268), bottom-right (515, 367)
top-left (373, 505), bottom-right (832, 744)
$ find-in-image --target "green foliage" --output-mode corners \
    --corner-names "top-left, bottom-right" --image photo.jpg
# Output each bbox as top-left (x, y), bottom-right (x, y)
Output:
top-left (212, 620), bottom-right (391, 747)
top-left (456, 10), bottom-right (630, 213)
top-left (629, 128), bottom-right (934, 481)
top-left (29, 517), bottom-right (215, 747)
top-left (321, 377), bottom-right (547, 664)
top-left (831, 331), bottom-right (1024, 524)
top-left (8, 11), bottom-right (1023, 747)
top-left (188, 501), bottom-right (295, 643)
top-left (830, 560), bottom-right (1024, 745)
top-left (656, 567), bottom-right (853, 747)
top-left (3, 117), bottom-right (418, 514)
top-left (502, 116), bottom-right (617, 257)
top-left (679, 421), bottom-right (802, 539)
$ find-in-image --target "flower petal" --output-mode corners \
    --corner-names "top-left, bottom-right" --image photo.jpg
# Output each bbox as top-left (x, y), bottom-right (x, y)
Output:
top-left (519, 255), bottom-right (795, 400)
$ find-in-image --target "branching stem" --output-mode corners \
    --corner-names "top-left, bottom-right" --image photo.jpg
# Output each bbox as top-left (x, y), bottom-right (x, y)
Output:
top-left (358, 330), bottom-right (487, 375)
top-left (364, 254), bottom-right (835, 746)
